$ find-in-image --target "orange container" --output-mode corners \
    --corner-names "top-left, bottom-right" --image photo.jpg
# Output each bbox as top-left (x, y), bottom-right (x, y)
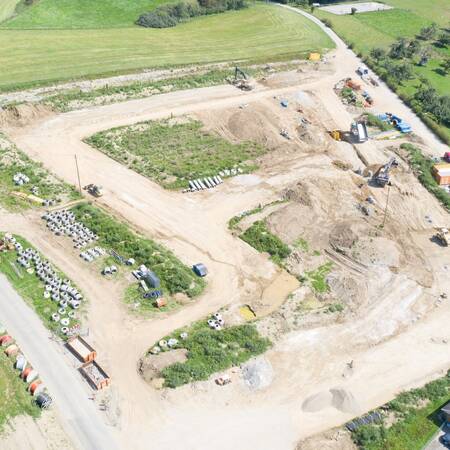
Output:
top-left (0, 335), bottom-right (12, 346)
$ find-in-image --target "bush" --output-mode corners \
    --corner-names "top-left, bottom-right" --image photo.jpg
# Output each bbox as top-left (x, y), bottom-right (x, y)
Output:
top-left (240, 220), bottom-right (291, 262)
top-left (321, 18), bottom-right (332, 28)
top-left (137, 0), bottom-right (246, 28)
top-left (159, 322), bottom-right (271, 387)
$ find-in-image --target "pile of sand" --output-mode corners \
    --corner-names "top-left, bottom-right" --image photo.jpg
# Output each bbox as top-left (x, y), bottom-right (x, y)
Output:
top-left (302, 388), bottom-right (361, 414)
top-left (242, 356), bottom-right (274, 390)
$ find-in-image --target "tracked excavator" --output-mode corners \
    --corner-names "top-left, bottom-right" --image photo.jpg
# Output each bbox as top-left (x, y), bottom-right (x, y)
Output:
top-left (373, 157), bottom-right (398, 187)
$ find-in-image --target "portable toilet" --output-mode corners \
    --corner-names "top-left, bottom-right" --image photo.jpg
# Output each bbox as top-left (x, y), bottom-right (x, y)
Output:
top-left (143, 270), bottom-right (160, 288)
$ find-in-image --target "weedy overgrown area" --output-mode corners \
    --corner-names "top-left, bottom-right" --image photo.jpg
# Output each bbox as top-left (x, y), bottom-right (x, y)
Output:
top-left (71, 203), bottom-right (205, 307)
top-left (351, 370), bottom-right (450, 450)
top-left (0, 133), bottom-right (79, 211)
top-left (152, 320), bottom-right (271, 388)
top-left (0, 234), bottom-right (82, 338)
top-left (86, 119), bottom-right (266, 190)
top-left (0, 348), bottom-right (41, 430)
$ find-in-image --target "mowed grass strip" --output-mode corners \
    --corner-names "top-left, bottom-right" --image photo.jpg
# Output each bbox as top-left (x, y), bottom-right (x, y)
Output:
top-left (0, 4), bottom-right (334, 91)
top-left (86, 119), bottom-right (266, 190)
top-left (0, 349), bottom-right (40, 430)
top-left (4, 0), bottom-right (168, 29)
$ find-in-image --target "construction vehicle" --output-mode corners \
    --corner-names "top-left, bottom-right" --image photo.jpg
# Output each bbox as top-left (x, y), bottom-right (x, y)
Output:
top-left (350, 121), bottom-right (369, 143)
top-left (228, 67), bottom-right (253, 91)
top-left (83, 184), bottom-right (103, 198)
top-left (280, 129), bottom-right (291, 140)
top-left (435, 227), bottom-right (450, 246)
top-left (329, 130), bottom-right (342, 141)
top-left (373, 157), bottom-right (398, 187)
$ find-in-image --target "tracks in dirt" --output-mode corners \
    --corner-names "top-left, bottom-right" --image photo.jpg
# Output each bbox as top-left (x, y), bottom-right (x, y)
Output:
top-left (325, 248), bottom-right (368, 276)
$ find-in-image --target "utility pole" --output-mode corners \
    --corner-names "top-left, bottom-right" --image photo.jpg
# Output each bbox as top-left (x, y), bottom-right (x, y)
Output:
top-left (382, 184), bottom-right (391, 228)
top-left (74, 154), bottom-right (82, 193)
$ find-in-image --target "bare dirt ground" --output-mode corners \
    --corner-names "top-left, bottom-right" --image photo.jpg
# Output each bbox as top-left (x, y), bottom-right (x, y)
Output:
top-left (0, 26), bottom-right (449, 450)
top-left (1, 412), bottom-right (74, 450)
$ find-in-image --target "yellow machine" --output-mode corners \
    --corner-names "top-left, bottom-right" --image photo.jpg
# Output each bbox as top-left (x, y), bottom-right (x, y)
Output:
top-left (330, 130), bottom-right (342, 141)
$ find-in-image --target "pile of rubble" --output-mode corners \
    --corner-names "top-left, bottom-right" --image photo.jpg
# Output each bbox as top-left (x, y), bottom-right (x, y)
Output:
top-left (42, 209), bottom-right (98, 248)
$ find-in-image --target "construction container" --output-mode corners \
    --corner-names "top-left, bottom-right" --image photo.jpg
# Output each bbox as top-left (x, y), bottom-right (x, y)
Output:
top-left (143, 271), bottom-right (160, 288)
top-left (29, 380), bottom-right (43, 396)
top-left (432, 164), bottom-right (450, 185)
top-left (79, 360), bottom-right (110, 390)
top-left (66, 336), bottom-right (97, 363)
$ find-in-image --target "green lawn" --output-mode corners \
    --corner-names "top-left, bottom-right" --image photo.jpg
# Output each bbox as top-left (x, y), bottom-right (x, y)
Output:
top-left (0, 349), bottom-right (40, 430)
top-left (0, 0), bottom-right (20, 24)
top-left (0, 4), bottom-right (334, 91)
top-left (86, 119), bottom-right (266, 190)
top-left (4, 0), bottom-right (168, 29)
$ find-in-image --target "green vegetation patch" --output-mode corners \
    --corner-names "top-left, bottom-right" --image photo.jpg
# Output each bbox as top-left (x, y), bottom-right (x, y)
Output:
top-left (228, 199), bottom-right (286, 231)
top-left (155, 321), bottom-right (271, 388)
top-left (351, 369), bottom-right (450, 450)
top-left (302, 261), bottom-right (333, 294)
top-left (240, 220), bottom-right (291, 264)
top-left (400, 143), bottom-right (450, 211)
top-left (4, 0), bottom-right (168, 29)
top-left (46, 69), bottom-right (233, 112)
top-left (0, 349), bottom-right (40, 430)
top-left (0, 4), bottom-right (334, 91)
top-left (0, 234), bottom-right (82, 338)
top-left (86, 119), bottom-right (266, 190)
top-left (71, 203), bottom-right (205, 298)
top-left (0, 133), bottom-right (80, 211)
top-left (0, 0), bottom-right (20, 24)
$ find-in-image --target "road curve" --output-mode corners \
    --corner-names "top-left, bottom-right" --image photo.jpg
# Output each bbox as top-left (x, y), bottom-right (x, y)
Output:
top-left (280, 4), bottom-right (448, 154)
top-left (0, 275), bottom-right (118, 450)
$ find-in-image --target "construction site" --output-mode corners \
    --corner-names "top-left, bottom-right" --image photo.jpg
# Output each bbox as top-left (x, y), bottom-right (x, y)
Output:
top-left (0, 13), bottom-right (449, 450)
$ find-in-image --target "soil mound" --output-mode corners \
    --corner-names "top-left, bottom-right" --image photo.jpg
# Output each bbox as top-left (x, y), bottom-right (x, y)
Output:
top-left (0, 104), bottom-right (53, 128)
top-left (138, 348), bottom-right (188, 383)
top-left (302, 388), bottom-right (360, 414)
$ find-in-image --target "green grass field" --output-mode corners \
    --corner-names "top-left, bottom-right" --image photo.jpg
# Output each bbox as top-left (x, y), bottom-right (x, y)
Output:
top-left (313, 0), bottom-right (450, 142)
top-left (4, 0), bottom-right (167, 29)
top-left (0, 0), bottom-right (20, 24)
top-left (0, 4), bottom-right (334, 91)
top-left (0, 349), bottom-right (40, 430)
top-left (86, 119), bottom-right (266, 190)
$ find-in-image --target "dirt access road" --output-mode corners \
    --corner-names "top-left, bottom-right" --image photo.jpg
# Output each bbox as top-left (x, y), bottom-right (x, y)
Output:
top-left (0, 274), bottom-right (118, 450)
top-left (2, 10), bottom-right (449, 450)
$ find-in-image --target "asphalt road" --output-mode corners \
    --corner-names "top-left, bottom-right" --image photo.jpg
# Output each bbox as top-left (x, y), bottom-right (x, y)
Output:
top-left (0, 274), bottom-right (118, 450)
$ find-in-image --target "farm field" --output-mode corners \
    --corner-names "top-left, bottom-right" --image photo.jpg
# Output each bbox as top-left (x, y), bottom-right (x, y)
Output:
top-left (0, 3), bottom-right (334, 91)
top-left (3, 0), bottom-right (166, 29)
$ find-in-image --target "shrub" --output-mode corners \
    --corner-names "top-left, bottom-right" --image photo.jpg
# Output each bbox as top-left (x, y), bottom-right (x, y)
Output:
top-left (137, 9), bottom-right (178, 28)
top-left (159, 322), bottom-right (271, 387)
top-left (240, 221), bottom-right (291, 262)
top-left (321, 18), bottom-right (332, 28)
